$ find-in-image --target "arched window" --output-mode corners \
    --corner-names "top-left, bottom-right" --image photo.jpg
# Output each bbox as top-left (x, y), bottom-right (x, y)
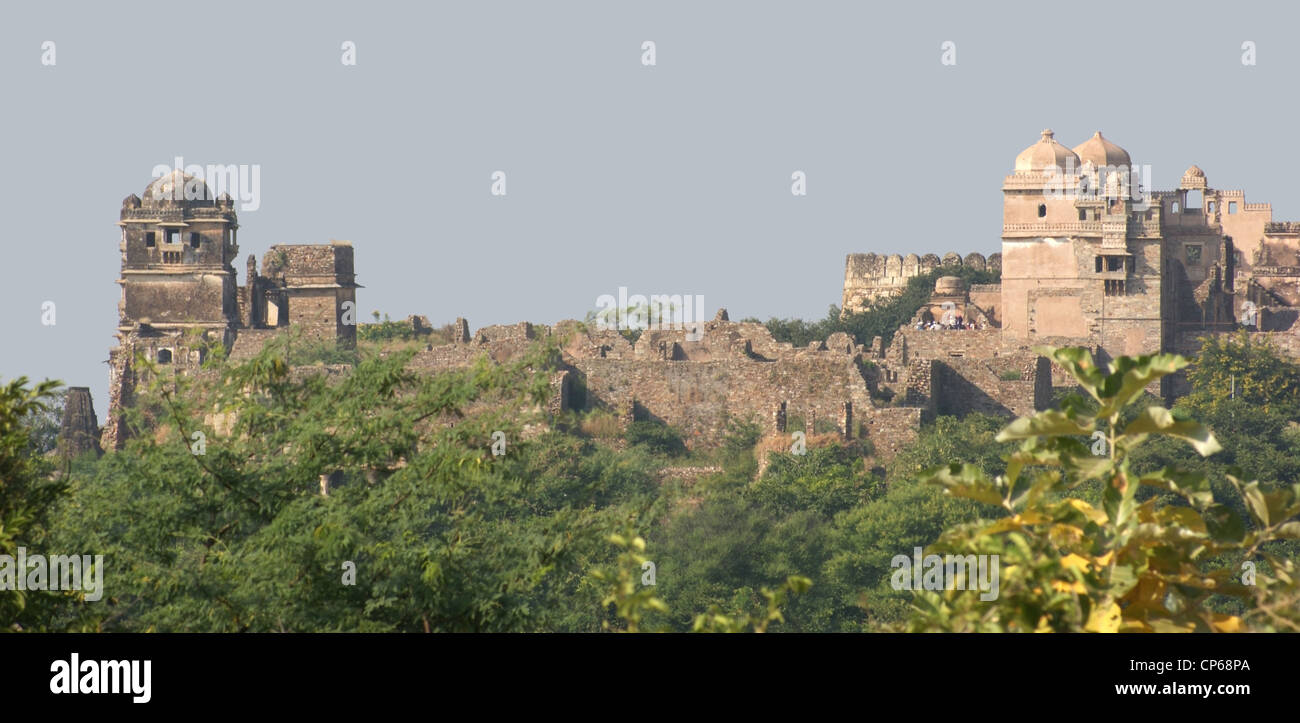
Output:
top-left (157, 349), bottom-right (172, 364)
top-left (1038, 204), bottom-right (1047, 218)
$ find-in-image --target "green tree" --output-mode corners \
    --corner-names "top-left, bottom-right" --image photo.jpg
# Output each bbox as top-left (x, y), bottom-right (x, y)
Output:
top-left (0, 377), bottom-right (71, 631)
top-left (46, 340), bottom-right (660, 632)
top-left (910, 347), bottom-right (1300, 632)
top-left (1183, 331), bottom-right (1300, 417)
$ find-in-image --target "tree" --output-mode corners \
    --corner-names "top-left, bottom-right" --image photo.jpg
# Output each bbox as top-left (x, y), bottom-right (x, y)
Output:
top-left (909, 347), bottom-right (1300, 632)
top-left (0, 377), bottom-right (69, 631)
top-left (45, 340), bottom-right (660, 632)
top-left (1183, 330), bottom-right (1300, 417)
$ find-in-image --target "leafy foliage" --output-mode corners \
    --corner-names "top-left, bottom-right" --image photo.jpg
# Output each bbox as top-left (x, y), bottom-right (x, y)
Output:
top-left (624, 420), bottom-right (687, 457)
top-left (8, 330), bottom-right (1297, 633)
top-left (1182, 330), bottom-right (1300, 417)
top-left (909, 347), bottom-right (1300, 632)
top-left (1, 377), bottom-right (73, 630)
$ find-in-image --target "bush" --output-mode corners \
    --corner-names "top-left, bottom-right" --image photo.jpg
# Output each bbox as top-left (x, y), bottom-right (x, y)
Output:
top-left (578, 410), bottom-right (622, 439)
top-left (908, 347), bottom-right (1300, 632)
top-left (625, 420), bottom-right (687, 457)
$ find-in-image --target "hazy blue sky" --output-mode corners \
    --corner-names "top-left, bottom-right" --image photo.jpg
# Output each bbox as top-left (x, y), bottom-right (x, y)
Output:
top-left (3, 0), bottom-right (1297, 412)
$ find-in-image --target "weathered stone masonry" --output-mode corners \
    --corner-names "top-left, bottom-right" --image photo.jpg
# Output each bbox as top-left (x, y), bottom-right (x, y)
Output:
top-left (72, 130), bottom-right (1300, 461)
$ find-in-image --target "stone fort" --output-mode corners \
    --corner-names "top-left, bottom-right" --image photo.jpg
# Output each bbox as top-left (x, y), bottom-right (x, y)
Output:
top-left (56, 132), bottom-right (1300, 461)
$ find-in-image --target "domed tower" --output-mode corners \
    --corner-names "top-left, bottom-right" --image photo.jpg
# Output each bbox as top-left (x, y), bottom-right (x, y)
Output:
top-left (1004, 130), bottom-right (1082, 231)
top-left (1000, 129), bottom-right (1166, 364)
top-left (117, 170), bottom-right (241, 332)
top-left (1072, 131), bottom-right (1131, 170)
top-left (103, 170), bottom-right (241, 449)
top-left (1013, 128), bottom-right (1080, 174)
top-left (1001, 130), bottom-right (1085, 340)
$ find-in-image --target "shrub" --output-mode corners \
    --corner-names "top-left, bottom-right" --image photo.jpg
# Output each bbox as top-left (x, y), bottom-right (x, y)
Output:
top-left (909, 347), bottom-right (1300, 632)
top-left (625, 420), bottom-right (687, 457)
top-left (579, 410), bottom-right (622, 439)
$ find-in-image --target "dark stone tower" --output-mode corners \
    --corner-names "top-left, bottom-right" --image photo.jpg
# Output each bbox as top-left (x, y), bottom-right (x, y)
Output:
top-left (103, 171), bottom-right (240, 450)
top-left (59, 387), bottom-right (102, 459)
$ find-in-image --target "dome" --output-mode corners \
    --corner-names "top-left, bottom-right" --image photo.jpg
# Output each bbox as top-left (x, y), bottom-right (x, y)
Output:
top-left (1014, 129), bottom-right (1080, 173)
top-left (1072, 131), bottom-right (1130, 169)
top-left (1181, 165), bottom-right (1208, 190)
top-left (935, 275), bottom-right (966, 294)
top-left (142, 170), bottom-right (214, 206)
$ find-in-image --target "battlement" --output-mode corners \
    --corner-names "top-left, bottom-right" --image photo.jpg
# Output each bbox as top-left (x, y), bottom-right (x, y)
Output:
top-left (842, 251), bottom-right (1000, 312)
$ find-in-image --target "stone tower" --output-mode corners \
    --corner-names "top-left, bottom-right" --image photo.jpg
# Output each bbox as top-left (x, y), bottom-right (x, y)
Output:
top-left (999, 130), bottom-right (1166, 362)
top-left (58, 387), bottom-right (102, 459)
top-left (256, 242), bottom-right (359, 347)
top-left (102, 171), bottom-right (240, 449)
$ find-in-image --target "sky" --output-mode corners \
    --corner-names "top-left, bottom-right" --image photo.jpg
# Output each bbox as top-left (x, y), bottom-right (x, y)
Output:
top-left (2, 0), bottom-right (1298, 412)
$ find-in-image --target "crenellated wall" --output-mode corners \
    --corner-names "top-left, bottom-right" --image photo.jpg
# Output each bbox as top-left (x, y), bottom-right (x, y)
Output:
top-left (842, 251), bottom-right (1001, 312)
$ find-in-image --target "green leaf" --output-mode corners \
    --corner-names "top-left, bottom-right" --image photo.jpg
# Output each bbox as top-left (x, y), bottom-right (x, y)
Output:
top-left (1242, 483), bottom-right (1270, 527)
top-left (996, 410), bottom-right (1094, 442)
top-left (1122, 406), bottom-right (1221, 457)
top-left (921, 463), bottom-right (1003, 506)
top-left (1034, 346), bottom-right (1107, 400)
top-left (1137, 467), bottom-right (1215, 510)
top-left (1095, 354), bottom-right (1189, 419)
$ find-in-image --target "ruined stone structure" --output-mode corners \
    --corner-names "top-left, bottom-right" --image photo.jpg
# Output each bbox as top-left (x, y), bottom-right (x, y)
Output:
top-left (843, 251), bottom-right (1002, 311)
top-left (99, 172), bottom-right (359, 450)
top-left (844, 129), bottom-right (1300, 402)
top-left (69, 134), bottom-right (1300, 461)
top-left (58, 387), bottom-right (102, 460)
top-left (406, 314), bottom-right (923, 456)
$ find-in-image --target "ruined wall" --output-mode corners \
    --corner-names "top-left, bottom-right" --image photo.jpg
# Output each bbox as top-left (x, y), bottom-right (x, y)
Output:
top-left (861, 407), bottom-right (921, 460)
top-left (968, 284), bottom-right (1002, 326)
top-left (405, 317), bottom-right (919, 456)
top-left (228, 328), bottom-right (282, 360)
top-left (572, 356), bottom-right (872, 446)
top-left (285, 288), bottom-right (343, 343)
top-left (259, 242), bottom-right (358, 346)
top-left (892, 327), bottom-right (1003, 362)
top-left (932, 355), bottom-right (1048, 419)
top-left (842, 251), bottom-right (1000, 313)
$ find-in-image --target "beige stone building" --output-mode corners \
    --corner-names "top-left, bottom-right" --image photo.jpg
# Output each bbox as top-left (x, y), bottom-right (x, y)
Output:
top-left (83, 133), bottom-right (1300, 459)
top-left (846, 129), bottom-right (1300, 370)
top-left (101, 172), bottom-right (359, 450)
